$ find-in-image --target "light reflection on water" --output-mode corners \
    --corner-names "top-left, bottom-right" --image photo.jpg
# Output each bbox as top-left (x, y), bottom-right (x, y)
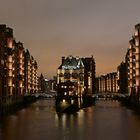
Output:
top-left (1, 100), bottom-right (140, 140)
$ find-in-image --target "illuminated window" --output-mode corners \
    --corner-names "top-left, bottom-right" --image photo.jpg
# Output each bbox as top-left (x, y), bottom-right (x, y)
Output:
top-left (19, 53), bottom-right (23, 58)
top-left (8, 56), bottom-right (12, 62)
top-left (19, 82), bottom-right (23, 88)
top-left (136, 70), bottom-right (139, 76)
top-left (136, 62), bottom-right (139, 68)
top-left (136, 55), bottom-right (139, 61)
top-left (8, 79), bottom-right (12, 86)
top-left (9, 70), bottom-right (12, 76)
top-left (136, 78), bottom-right (139, 86)
top-left (136, 47), bottom-right (139, 54)
top-left (135, 29), bottom-right (138, 36)
top-left (135, 38), bottom-right (139, 46)
top-left (8, 63), bottom-right (12, 69)
top-left (7, 38), bottom-right (13, 48)
top-left (129, 44), bottom-right (132, 49)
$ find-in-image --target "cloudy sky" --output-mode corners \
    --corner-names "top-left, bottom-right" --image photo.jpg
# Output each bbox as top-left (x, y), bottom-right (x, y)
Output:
top-left (0, 0), bottom-right (140, 78)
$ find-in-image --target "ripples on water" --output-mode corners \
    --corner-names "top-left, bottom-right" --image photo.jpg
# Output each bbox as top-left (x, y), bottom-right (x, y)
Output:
top-left (1, 100), bottom-right (140, 140)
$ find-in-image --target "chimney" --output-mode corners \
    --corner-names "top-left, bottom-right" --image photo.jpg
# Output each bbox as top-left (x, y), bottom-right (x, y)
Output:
top-left (62, 56), bottom-right (65, 64)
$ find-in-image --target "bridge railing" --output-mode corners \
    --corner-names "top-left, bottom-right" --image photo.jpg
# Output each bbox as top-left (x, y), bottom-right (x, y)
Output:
top-left (92, 93), bottom-right (129, 99)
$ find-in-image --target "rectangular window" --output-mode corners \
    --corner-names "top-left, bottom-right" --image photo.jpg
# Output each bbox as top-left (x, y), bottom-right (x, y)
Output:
top-left (136, 62), bottom-right (139, 68)
top-left (135, 38), bottom-right (139, 46)
top-left (7, 38), bottom-right (13, 48)
top-left (135, 29), bottom-right (138, 36)
top-left (136, 47), bottom-right (139, 54)
top-left (136, 69), bottom-right (139, 76)
top-left (136, 55), bottom-right (139, 61)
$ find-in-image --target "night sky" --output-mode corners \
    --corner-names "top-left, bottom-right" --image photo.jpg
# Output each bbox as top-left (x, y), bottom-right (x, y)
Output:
top-left (0, 0), bottom-right (140, 78)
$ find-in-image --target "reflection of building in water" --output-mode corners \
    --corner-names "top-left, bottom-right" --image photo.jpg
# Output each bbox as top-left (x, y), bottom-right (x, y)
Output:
top-left (57, 55), bottom-right (96, 96)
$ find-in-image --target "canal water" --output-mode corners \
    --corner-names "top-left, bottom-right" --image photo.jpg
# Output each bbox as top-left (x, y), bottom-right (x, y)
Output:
top-left (1, 99), bottom-right (140, 140)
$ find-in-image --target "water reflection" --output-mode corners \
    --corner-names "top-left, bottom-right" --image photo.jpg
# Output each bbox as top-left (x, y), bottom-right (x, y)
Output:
top-left (1, 100), bottom-right (140, 140)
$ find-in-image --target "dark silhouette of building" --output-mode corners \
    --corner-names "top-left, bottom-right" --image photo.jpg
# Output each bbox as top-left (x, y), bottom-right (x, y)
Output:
top-left (117, 62), bottom-right (128, 94)
top-left (82, 56), bottom-right (96, 95)
top-left (38, 74), bottom-right (47, 93)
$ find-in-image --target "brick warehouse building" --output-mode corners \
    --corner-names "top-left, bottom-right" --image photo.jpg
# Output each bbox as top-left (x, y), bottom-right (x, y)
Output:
top-left (0, 24), bottom-right (38, 107)
top-left (57, 55), bottom-right (96, 97)
top-left (125, 23), bottom-right (140, 99)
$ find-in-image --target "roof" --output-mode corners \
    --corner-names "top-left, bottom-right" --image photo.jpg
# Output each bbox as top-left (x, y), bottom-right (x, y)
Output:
top-left (135, 23), bottom-right (140, 30)
top-left (58, 55), bottom-right (84, 70)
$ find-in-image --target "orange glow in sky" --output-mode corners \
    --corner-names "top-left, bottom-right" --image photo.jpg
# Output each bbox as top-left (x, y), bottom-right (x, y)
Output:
top-left (0, 0), bottom-right (140, 78)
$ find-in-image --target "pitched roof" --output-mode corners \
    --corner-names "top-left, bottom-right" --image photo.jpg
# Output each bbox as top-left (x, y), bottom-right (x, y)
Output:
top-left (58, 55), bottom-right (84, 70)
